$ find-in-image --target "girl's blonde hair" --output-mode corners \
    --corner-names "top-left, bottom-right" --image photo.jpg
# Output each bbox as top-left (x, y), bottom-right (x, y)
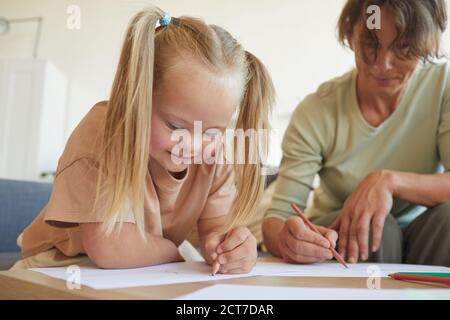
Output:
top-left (94, 6), bottom-right (275, 237)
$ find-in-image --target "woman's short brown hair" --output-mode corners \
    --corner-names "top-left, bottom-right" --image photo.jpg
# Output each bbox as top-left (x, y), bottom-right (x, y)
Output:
top-left (337, 0), bottom-right (448, 63)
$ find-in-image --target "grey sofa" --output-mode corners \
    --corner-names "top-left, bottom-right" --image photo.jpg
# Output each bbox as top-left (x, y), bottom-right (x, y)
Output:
top-left (0, 178), bottom-right (52, 270)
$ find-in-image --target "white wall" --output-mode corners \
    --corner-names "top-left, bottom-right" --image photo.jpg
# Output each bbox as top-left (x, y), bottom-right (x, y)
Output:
top-left (1, 0), bottom-right (449, 166)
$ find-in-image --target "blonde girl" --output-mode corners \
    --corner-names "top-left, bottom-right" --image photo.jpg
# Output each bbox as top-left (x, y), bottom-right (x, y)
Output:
top-left (13, 6), bottom-right (275, 273)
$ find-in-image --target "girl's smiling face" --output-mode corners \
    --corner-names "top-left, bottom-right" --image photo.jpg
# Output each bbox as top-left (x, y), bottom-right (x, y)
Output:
top-left (150, 59), bottom-right (244, 174)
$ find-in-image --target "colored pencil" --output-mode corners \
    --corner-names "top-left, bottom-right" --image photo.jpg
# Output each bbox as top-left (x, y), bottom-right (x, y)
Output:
top-left (389, 272), bottom-right (450, 286)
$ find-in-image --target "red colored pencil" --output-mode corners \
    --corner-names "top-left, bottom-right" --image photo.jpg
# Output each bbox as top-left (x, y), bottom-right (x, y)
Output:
top-left (291, 203), bottom-right (348, 269)
top-left (389, 273), bottom-right (450, 286)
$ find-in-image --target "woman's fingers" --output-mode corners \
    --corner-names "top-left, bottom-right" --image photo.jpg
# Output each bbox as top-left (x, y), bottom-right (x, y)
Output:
top-left (278, 217), bottom-right (341, 264)
top-left (279, 236), bottom-right (327, 264)
top-left (338, 213), bottom-right (350, 259)
top-left (279, 225), bottom-right (333, 263)
top-left (347, 217), bottom-right (360, 263)
top-left (329, 215), bottom-right (341, 231)
top-left (316, 225), bottom-right (338, 248)
top-left (371, 213), bottom-right (387, 253)
top-left (285, 232), bottom-right (333, 259)
top-left (286, 217), bottom-right (330, 248)
top-left (356, 214), bottom-right (371, 261)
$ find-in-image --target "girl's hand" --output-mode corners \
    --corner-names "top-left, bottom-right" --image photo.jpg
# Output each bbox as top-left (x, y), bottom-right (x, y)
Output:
top-left (278, 216), bottom-right (337, 264)
top-left (330, 170), bottom-right (394, 263)
top-left (202, 227), bottom-right (257, 274)
top-left (201, 231), bottom-right (225, 265)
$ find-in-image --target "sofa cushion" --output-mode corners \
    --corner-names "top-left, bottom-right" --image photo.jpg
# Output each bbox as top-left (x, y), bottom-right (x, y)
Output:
top-left (0, 179), bottom-right (52, 253)
top-left (0, 252), bottom-right (22, 270)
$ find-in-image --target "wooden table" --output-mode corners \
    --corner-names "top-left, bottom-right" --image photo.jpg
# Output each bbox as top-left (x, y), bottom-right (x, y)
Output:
top-left (0, 257), bottom-right (447, 300)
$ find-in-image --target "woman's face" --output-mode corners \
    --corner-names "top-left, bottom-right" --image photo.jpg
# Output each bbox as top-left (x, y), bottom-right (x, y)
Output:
top-left (352, 7), bottom-right (419, 96)
top-left (150, 60), bottom-right (243, 174)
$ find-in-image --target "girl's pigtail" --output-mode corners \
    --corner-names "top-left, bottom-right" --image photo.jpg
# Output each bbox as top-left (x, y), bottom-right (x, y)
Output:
top-left (229, 51), bottom-right (275, 230)
top-left (95, 7), bottom-right (164, 238)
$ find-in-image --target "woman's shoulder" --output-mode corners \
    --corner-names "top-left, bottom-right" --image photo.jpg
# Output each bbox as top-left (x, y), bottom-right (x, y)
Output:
top-left (295, 70), bottom-right (355, 115)
top-left (57, 101), bottom-right (108, 171)
top-left (411, 61), bottom-right (450, 107)
top-left (315, 70), bottom-right (355, 100)
top-left (414, 61), bottom-right (449, 85)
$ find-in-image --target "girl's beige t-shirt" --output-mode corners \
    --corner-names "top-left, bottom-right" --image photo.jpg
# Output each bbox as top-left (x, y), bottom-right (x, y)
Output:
top-left (21, 101), bottom-right (236, 259)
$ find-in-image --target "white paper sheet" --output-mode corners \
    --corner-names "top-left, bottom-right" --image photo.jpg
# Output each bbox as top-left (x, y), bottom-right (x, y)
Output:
top-left (30, 261), bottom-right (296, 290)
top-left (30, 262), bottom-right (248, 289)
top-left (260, 261), bottom-right (450, 278)
top-left (176, 284), bottom-right (450, 300)
top-left (30, 261), bottom-right (450, 290)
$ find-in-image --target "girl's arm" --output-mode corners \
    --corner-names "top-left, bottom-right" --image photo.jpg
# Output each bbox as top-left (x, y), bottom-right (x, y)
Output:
top-left (80, 223), bottom-right (183, 269)
top-left (262, 217), bottom-right (284, 257)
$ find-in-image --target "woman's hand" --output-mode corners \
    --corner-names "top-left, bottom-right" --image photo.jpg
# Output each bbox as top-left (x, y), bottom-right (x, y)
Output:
top-left (278, 216), bottom-right (338, 264)
top-left (202, 226), bottom-right (257, 274)
top-left (330, 170), bottom-right (394, 263)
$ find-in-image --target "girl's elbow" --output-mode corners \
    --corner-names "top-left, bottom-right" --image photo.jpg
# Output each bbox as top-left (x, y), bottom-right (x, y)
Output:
top-left (81, 229), bottom-right (118, 268)
top-left (83, 238), bottom-right (117, 269)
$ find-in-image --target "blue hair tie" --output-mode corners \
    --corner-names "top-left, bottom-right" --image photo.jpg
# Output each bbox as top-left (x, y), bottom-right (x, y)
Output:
top-left (159, 13), bottom-right (171, 26)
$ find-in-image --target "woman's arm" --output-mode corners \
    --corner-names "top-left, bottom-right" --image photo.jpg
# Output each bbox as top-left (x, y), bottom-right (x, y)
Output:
top-left (263, 98), bottom-right (331, 261)
top-left (80, 223), bottom-right (183, 269)
top-left (388, 171), bottom-right (450, 207)
top-left (334, 170), bottom-right (450, 263)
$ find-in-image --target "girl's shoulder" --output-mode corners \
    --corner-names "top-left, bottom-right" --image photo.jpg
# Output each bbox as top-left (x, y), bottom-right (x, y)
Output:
top-left (56, 101), bottom-right (108, 172)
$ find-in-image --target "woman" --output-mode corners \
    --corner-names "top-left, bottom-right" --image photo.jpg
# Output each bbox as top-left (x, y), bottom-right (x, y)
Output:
top-left (263, 0), bottom-right (450, 266)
